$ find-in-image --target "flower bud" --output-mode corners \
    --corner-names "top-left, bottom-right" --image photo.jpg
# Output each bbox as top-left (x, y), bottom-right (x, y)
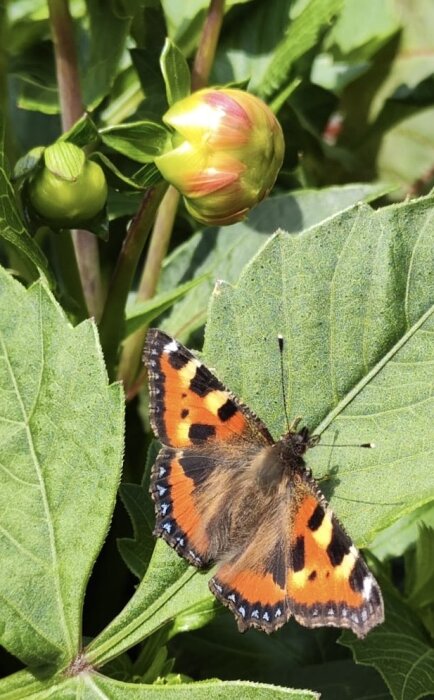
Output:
top-left (29, 142), bottom-right (107, 226)
top-left (155, 88), bottom-right (284, 226)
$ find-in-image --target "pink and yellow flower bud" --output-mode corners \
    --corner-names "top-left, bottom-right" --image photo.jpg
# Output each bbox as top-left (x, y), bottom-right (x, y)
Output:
top-left (155, 88), bottom-right (285, 226)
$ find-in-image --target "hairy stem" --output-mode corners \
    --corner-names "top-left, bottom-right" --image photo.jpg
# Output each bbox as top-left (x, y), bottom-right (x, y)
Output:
top-left (48, 0), bottom-right (103, 319)
top-left (118, 0), bottom-right (226, 394)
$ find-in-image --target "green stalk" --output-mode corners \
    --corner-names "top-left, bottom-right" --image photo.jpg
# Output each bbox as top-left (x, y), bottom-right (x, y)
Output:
top-left (98, 182), bottom-right (168, 379)
top-left (47, 0), bottom-right (103, 319)
top-left (117, 0), bottom-right (227, 394)
top-left (191, 0), bottom-right (226, 91)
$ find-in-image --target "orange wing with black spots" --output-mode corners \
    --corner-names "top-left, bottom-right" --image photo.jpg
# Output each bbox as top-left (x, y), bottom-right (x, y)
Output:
top-left (210, 469), bottom-right (384, 638)
top-left (144, 329), bottom-right (273, 448)
top-left (144, 329), bottom-right (273, 567)
top-left (144, 329), bottom-right (384, 638)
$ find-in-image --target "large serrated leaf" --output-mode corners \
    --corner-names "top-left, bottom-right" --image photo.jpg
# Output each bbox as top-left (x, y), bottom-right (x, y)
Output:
top-left (203, 197), bottom-right (434, 545)
top-left (159, 184), bottom-right (390, 340)
top-left (0, 268), bottom-right (124, 668)
top-left (81, 192), bottom-right (434, 671)
top-left (85, 540), bottom-right (210, 666)
top-left (0, 668), bottom-right (319, 699)
top-left (340, 582), bottom-right (434, 700)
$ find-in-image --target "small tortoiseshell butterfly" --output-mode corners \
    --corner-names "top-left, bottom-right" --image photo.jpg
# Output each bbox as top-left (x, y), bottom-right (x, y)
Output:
top-left (144, 329), bottom-right (384, 638)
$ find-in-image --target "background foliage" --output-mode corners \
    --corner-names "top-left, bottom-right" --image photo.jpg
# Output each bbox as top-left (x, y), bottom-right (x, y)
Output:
top-left (1, 1), bottom-right (434, 698)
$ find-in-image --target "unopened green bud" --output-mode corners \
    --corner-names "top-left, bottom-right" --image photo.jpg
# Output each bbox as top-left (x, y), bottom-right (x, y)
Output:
top-left (155, 88), bottom-right (284, 226)
top-left (29, 142), bottom-right (107, 226)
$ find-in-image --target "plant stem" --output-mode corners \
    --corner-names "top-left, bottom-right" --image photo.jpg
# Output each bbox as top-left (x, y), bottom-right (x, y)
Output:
top-left (117, 0), bottom-right (226, 394)
top-left (117, 185), bottom-right (180, 390)
top-left (48, 0), bottom-right (103, 319)
top-left (98, 182), bottom-right (168, 379)
top-left (191, 0), bottom-right (226, 91)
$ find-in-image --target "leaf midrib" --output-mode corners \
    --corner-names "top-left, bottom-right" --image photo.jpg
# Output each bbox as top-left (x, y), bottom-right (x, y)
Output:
top-left (315, 303), bottom-right (434, 436)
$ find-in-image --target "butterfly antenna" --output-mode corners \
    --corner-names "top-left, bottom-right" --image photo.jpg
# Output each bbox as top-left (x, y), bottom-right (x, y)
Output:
top-left (315, 430), bottom-right (375, 449)
top-left (278, 335), bottom-right (291, 433)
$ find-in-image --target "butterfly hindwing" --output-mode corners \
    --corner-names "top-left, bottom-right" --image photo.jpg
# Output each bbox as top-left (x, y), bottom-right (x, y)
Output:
top-left (284, 477), bottom-right (383, 637)
top-left (210, 468), bottom-right (384, 638)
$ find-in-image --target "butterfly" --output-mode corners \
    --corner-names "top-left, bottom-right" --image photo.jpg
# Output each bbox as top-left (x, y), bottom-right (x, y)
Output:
top-left (144, 328), bottom-right (384, 638)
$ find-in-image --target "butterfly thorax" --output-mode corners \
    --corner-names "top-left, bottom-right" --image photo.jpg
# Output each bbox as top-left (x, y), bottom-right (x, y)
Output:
top-left (252, 429), bottom-right (311, 495)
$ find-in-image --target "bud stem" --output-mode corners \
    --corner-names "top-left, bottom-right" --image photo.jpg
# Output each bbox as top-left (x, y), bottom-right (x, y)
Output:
top-left (117, 185), bottom-right (180, 392)
top-left (98, 181), bottom-right (168, 380)
top-left (192, 0), bottom-right (226, 90)
top-left (48, 0), bottom-right (103, 320)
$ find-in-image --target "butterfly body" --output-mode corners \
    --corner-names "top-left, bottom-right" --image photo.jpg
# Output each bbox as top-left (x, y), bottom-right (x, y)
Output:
top-left (144, 329), bottom-right (384, 637)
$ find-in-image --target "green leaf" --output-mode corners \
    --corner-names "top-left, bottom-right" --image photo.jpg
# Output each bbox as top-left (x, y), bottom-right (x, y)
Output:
top-left (92, 151), bottom-right (145, 191)
top-left (82, 0), bottom-right (131, 110)
top-left (10, 49), bottom-right (59, 115)
top-left (59, 113), bottom-right (100, 149)
top-left (371, 501), bottom-right (434, 560)
top-left (124, 274), bottom-right (209, 338)
top-left (12, 146), bottom-right (44, 180)
top-left (324, 0), bottom-right (399, 61)
top-left (160, 38), bottom-right (191, 106)
top-left (117, 441), bottom-right (158, 579)
top-left (0, 126), bottom-right (54, 286)
top-left (376, 105), bottom-right (434, 199)
top-left (0, 267), bottom-right (124, 668)
top-left (159, 184), bottom-right (390, 340)
top-left (173, 614), bottom-right (390, 696)
top-left (341, 581), bottom-right (434, 700)
top-left (212, 0), bottom-right (293, 94)
top-left (43, 142), bottom-right (85, 181)
top-left (99, 64), bottom-right (144, 126)
top-left (164, 0), bottom-right (256, 58)
top-left (0, 669), bottom-right (319, 699)
top-left (86, 539), bottom-right (211, 665)
top-left (130, 48), bottom-right (169, 122)
top-left (100, 121), bottom-right (170, 163)
top-left (203, 197), bottom-right (434, 546)
top-left (405, 525), bottom-right (434, 629)
top-left (258, 0), bottom-right (344, 100)
top-left (92, 153), bottom-right (162, 194)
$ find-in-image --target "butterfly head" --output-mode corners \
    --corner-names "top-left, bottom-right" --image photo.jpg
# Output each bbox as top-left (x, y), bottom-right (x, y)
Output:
top-left (281, 425), bottom-right (320, 463)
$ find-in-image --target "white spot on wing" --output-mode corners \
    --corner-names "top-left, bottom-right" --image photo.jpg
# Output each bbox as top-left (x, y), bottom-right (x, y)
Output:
top-left (363, 576), bottom-right (373, 600)
top-left (164, 340), bottom-right (179, 353)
